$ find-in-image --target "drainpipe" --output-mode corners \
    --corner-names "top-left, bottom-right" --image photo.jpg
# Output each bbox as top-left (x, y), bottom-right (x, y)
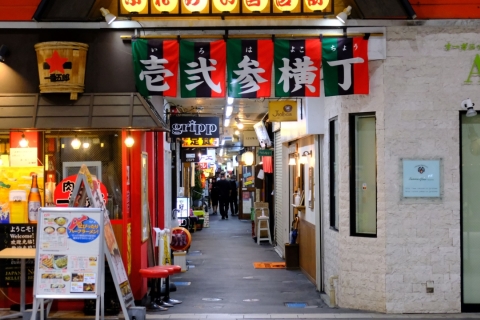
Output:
top-left (329, 275), bottom-right (338, 307)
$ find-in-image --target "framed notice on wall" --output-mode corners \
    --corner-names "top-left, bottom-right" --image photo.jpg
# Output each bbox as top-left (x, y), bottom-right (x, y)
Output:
top-left (402, 159), bottom-right (441, 198)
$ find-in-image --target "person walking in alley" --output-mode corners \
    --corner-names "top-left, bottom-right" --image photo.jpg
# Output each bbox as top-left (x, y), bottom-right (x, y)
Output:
top-left (228, 175), bottom-right (238, 216)
top-left (216, 172), bottom-right (231, 220)
top-left (209, 177), bottom-right (219, 215)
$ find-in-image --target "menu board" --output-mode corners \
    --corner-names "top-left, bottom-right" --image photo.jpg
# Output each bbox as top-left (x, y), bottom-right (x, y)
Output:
top-left (33, 207), bottom-right (103, 298)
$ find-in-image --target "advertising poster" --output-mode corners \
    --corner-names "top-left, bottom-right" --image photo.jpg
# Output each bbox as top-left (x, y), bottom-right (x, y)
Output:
top-left (33, 208), bottom-right (102, 297)
top-left (0, 224), bottom-right (36, 287)
top-left (0, 167), bottom-right (44, 224)
top-left (242, 166), bottom-right (254, 187)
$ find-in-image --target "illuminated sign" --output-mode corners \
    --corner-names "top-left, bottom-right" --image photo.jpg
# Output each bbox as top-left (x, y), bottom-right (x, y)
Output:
top-left (213, 0), bottom-right (238, 12)
top-left (122, 0), bottom-right (148, 12)
top-left (243, 0), bottom-right (268, 12)
top-left (184, 0), bottom-right (208, 12)
top-left (182, 137), bottom-right (220, 147)
top-left (274, 0), bottom-right (299, 12)
top-left (305, 0), bottom-right (330, 11)
top-left (153, 0), bottom-right (178, 12)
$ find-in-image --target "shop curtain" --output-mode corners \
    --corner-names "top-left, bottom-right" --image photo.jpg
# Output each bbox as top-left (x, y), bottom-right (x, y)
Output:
top-left (262, 156), bottom-right (273, 173)
top-left (227, 39), bottom-right (273, 98)
top-left (131, 39), bottom-right (179, 97)
top-left (322, 37), bottom-right (369, 96)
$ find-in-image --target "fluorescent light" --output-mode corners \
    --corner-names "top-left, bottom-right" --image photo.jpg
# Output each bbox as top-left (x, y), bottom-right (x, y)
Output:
top-left (227, 97), bottom-right (234, 105)
top-left (224, 118), bottom-right (230, 127)
top-left (219, 148), bottom-right (224, 156)
top-left (225, 105), bottom-right (233, 118)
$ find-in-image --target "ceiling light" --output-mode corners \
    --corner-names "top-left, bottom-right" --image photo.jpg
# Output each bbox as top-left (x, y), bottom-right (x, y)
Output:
top-left (241, 151), bottom-right (254, 166)
top-left (219, 148), bottom-right (224, 156)
top-left (234, 130), bottom-right (240, 135)
top-left (100, 7), bottom-right (117, 25)
top-left (336, 6), bottom-right (352, 24)
top-left (235, 117), bottom-right (244, 129)
top-left (227, 97), bottom-right (234, 105)
top-left (0, 45), bottom-right (9, 63)
top-left (225, 105), bottom-right (233, 118)
top-left (71, 136), bottom-right (81, 150)
top-left (83, 140), bottom-right (90, 149)
top-left (19, 134), bottom-right (28, 148)
top-left (224, 118), bottom-right (231, 127)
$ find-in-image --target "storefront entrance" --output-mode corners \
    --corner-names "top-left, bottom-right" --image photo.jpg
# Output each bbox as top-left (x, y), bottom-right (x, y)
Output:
top-left (460, 114), bottom-right (480, 311)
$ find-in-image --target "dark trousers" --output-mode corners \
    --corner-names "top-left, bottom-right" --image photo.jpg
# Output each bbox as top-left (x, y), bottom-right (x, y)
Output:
top-left (229, 195), bottom-right (238, 215)
top-left (219, 199), bottom-right (229, 219)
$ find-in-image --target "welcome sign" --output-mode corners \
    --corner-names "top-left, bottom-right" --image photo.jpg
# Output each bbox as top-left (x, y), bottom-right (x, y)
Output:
top-left (268, 101), bottom-right (298, 122)
top-left (170, 116), bottom-right (220, 138)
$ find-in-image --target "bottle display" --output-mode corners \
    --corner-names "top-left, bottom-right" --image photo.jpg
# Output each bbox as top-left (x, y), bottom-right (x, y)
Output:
top-left (45, 174), bottom-right (55, 206)
top-left (28, 174), bottom-right (42, 223)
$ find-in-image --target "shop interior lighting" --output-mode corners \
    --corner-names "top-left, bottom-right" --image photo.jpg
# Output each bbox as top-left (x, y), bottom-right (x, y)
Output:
top-left (100, 7), bottom-right (116, 25)
top-left (336, 6), bottom-right (352, 24)
top-left (125, 133), bottom-right (135, 148)
top-left (224, 118), bottom-right (231, 127)
top-left (219, 148), bottom-right (224, 156)
top-left (299, 150), bottom-right (312, 164)
top-left (227, 97), bottom-right (234, 105)
top-left (19, 133), bottom-right (28, 148)
top-left (0, 45), bottom-right (8, 63)
top-left (241, 150), bottom-right (254, 166)
top-left (288, 153), bottom-right (298, 165)
top-left (71, 136), bottom-right (81, 150)
top-left (235, 118), bottom-right (244, 130)
top-left (82, 139), bottom-right (90, 149)
top-left (462, 98), bottom-right (477, 117)
top-left (234, 130), bottom-right (240, 135)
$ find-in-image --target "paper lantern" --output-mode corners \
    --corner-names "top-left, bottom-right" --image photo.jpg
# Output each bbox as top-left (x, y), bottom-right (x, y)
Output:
top-left (305, 0), bottom-right (330, 11)
top-left (122, 0), bottom-right (147, 12)
top-left (153, 0), bottom-right (178, 13)
top-left (243, 0), bottom-right (268, 12)
top-left (274, 0), bottom-right (299, 12)
top-left (184, 0), bottom-right (208, 12)
top-left (242, 151), bottom-right (254, 166)
top-left (213, 0), bottom-right (238, 12)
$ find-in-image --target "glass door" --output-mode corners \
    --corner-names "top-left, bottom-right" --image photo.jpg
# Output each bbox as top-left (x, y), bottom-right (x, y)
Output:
top-left (461, 114), bottom-right (480, 311)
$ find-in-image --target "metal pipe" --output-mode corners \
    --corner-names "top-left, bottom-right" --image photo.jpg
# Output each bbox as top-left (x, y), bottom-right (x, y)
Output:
top-left (329, 275), bottom-right (338, 307)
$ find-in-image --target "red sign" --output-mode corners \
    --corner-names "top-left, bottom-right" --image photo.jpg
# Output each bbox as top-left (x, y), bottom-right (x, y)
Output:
top-left (54, 175), bottom-right (108, 207)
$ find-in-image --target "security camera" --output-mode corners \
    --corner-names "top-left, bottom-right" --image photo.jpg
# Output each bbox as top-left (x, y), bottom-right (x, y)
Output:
top-left (462, 98), bottom-right (477, 117)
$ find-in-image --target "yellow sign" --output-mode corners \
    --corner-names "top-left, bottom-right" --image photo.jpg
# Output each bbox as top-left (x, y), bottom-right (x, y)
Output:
top-left (243, 0), bottom-right (268, 12)
top-left (153, 0), bottom-right (178, 12)
top-left (274, 0), bottom-right (299, 12)
top-left (122, 0), bottom-right (148, 12)
top-left (268, 101), bottom-right (298, 122)
top-left (184, 0), bottom-right (208, 12)
top-left (182, 137), bottom-right (220, 147)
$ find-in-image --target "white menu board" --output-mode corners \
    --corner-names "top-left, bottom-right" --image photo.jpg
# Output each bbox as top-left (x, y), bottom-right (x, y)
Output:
top-left (33, 207), bottom-right (103, 298)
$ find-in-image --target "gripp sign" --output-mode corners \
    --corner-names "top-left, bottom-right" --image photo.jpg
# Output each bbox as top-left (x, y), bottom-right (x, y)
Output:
top-left (170, 116), bottom-right (220, 138)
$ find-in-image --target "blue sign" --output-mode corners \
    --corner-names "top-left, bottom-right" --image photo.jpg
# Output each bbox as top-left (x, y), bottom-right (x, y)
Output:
top-left (403, 160), bottom-right (441, 197)
top-left (67, 216), bottom-right (100, 243)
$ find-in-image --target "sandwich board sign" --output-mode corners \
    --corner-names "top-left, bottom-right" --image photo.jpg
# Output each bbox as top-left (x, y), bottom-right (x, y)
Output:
top-left (30, 165), bottom-right (137, 320)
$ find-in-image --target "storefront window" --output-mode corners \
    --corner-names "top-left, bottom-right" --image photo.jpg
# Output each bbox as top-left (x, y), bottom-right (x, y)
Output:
top-left (349, 114), bottom-right (377, 236)
top-left (329, 118), bottom-right (339, 230)
top-left (460, 114), bottom-right (480, 305)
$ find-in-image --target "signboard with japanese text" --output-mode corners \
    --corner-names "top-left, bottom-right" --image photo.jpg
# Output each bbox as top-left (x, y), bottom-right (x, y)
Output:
top-left (9, 148), bottom-right (38, 167)
top-left (53, 175), bottom-right (108, 208)
top-left (269, 101), bottom-right (298, 122)
top-left (170, 116), bottom-right (220, 138)
top-left (0, 224), bottom-right (36, 287)
top-left (402, 159), bottom-right (441, 198)
top-left (182, 137), bottom-right (220, 147)
top-left (33, 207), bottom-right (103, 298)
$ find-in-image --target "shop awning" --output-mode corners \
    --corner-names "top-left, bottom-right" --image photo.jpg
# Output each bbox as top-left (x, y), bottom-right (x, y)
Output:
top-left (0, 93), bottom-right (168, 131)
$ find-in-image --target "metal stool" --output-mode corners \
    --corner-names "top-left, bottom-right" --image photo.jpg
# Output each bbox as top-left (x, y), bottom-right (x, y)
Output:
top-left (257, 208), bottom-right (272, 245)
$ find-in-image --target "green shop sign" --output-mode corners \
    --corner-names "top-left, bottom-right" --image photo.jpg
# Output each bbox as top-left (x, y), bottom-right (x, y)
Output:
top-left (258, 149), bottom-right (273, 156)
top-left (465, 54), bottom-right (480, 84)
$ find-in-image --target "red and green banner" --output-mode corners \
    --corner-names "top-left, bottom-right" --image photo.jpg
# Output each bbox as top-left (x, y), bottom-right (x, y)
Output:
top-left (227, 39), bottom-right (273, 98)
top-left (131, 39), bottom-right (178, 97)
top-left (274, 39), bottom-right (321, 97)
top-left (180, 40), bottom-right (226, 98)
top-left (322, 37), bottom-right (369, 96)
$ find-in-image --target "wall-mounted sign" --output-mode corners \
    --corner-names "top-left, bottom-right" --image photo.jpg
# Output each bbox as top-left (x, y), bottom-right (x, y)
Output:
top-left (402, 159), bottom-right (441, 198)
top-left (182, 137), bottom-right (219, 147)
top-left (269, 101), bottom-right (298, 122)
top-left (180, 148), bottom-right (206, 163)
top-left (257, 149), bottom-right (273, 156)
top-left (465, 54), bottom-right (480, 84)
top-left (243, 131), bottom-right (259, 147)
top-left (170, 116), bottom-right (220, 138)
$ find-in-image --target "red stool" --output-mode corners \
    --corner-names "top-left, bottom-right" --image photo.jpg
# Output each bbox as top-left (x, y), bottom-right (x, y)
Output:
top-left (139, 267), bottom-right (171, 311)
top-left (153, 265), bottom-right (182, 305)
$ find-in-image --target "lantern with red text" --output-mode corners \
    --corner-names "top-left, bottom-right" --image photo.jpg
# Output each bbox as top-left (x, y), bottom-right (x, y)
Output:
top-left (183, 0), bottom-right (208, 12)
top-left (304, 0), bottom-right (330, 11)
top-left (153, 0), bottom-right (178, 13)
top-left (243, 0), bottom-right (268, 12)
top-left (274, 0), bottom-right (298, 12)
top-left (121, 0), bottom-right (148, 13)
top-left (213, 0), bottom-right (238, 12)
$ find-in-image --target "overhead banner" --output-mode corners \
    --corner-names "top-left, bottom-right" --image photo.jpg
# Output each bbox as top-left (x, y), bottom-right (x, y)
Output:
top-left (274, 39), bottom-right (321, 97)
top-left (322, 37), bottom-right (369, 96)
top-left (268, 101), bottom-right (298, 122)
top-left (132, 39), bottom-right (179, 97)
top-left (227, 39), bottom-right (273, 98)
top-left (180, 40), bottom-right (226, 98)
top-left (170, 116), bottom-right (220, 139)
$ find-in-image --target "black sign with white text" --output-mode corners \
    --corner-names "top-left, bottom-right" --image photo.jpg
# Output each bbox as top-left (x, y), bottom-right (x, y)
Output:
top-left (170, 116), bottom-right (220, 138)
top-left (181, 148), bottom-right (206, 163)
